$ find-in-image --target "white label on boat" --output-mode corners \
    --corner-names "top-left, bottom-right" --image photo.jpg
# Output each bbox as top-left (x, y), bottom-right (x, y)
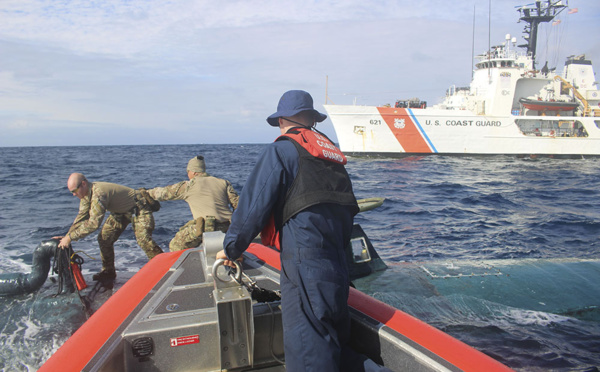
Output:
top-left (170, 335), bottom-right (200, 347)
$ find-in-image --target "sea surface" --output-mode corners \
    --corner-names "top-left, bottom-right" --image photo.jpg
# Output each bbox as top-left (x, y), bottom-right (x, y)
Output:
top-left (1, 144), bottom-right (599, 371)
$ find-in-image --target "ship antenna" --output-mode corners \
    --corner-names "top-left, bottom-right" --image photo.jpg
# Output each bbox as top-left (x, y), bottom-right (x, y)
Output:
top-left (488, 0), bottom-right (491, 82)
top-left (326, 75), bottom-right (329, 104)
top-left (471, 4), bottom-right (476, 79)
top-left (516, 0), bottom-right (568, 69)
top-left (325, 75), bottom-right (335, 105)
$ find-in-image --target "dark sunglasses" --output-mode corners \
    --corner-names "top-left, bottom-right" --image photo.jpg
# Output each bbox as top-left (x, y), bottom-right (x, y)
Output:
top-left (69, 181), bottom-right (83, 194)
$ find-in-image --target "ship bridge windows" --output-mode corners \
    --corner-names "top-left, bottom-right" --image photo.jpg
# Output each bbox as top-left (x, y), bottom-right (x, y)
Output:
top-left (476, 60), bottom-right (515, 69)
top-left (516, 119), bottom-right (588, 137)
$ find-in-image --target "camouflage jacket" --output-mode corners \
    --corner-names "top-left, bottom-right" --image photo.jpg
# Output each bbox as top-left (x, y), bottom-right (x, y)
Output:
top-left (67, 182), bottom-right (136, 241)
top-left (148, 174), bottom-right (239, 222)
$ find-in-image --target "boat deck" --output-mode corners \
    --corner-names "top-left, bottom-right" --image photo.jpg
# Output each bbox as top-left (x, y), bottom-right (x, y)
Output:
top-left (41, 230), bottom-right (513, 372)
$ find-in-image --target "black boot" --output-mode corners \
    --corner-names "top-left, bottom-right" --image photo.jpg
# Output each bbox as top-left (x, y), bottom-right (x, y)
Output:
top-left (92, 269), bottom-right (116, 281)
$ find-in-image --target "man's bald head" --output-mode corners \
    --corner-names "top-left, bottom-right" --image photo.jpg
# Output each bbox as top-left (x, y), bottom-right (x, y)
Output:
top-left (67, 173), bottom-right (89, 198)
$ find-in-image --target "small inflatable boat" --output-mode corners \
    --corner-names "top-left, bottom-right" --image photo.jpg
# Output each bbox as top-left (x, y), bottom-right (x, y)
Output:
top-left (40, 228), bottom-right (512, 371)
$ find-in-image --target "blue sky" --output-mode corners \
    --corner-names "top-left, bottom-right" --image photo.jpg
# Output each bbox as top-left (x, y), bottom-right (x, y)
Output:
top-left (1, 0), bottom-right (598, 147)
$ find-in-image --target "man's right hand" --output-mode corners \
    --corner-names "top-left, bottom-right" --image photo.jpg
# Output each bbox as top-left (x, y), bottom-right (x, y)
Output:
top-left (216, 249), bottom-right (242, 268)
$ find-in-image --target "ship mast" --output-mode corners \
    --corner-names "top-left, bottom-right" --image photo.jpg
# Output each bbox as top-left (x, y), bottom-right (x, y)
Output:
top-left (517, 0), bottom-right (568, 69)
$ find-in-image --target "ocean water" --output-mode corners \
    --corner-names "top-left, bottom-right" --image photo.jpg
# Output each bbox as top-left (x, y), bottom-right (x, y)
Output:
top-left (0, 144), bottom-right (599, 371)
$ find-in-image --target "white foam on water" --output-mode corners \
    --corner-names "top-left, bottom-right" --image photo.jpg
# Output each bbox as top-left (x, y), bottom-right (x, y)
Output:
top-left (502, 306), bottom-right (571, 326)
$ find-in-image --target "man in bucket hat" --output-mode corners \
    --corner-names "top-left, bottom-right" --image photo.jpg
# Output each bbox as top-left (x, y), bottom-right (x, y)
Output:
top-left (217, 90), bottom-right (390, 371)
top-left (147, 156), bottom-right (239, 251)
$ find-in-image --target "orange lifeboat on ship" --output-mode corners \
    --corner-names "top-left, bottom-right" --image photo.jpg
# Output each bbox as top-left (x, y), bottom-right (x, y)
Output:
top-left (519, 97), bottom-right (579, 112)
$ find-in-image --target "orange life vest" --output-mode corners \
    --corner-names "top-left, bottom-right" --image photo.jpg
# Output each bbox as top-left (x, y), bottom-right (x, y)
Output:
top-left (260, 127), bottom-right (357, 249)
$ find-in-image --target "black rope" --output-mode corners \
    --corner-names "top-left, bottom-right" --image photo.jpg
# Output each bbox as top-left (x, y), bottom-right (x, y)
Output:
top-left (71, 253), bottom-right (94, 319)
top-left (250, 287), bottom-right (282, 303)
top-left (52, 245), bottom-right (94, 319)
top-left (84, 280), bottom-right (109, 303)
top-left (72, 254), bottom-right (85, 266)
top-left (227, 267), bottom-right (282, 303)
top-left (52, 245), bottom-right (69, 296)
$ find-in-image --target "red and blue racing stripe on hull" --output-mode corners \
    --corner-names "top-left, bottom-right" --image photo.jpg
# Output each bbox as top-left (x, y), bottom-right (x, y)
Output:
top-left (376, 107), bottom-right (437, 153)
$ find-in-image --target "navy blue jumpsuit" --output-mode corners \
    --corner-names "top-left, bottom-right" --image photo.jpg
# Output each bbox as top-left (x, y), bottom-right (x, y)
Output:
top-left (223, 139), bottom-right (357, 371)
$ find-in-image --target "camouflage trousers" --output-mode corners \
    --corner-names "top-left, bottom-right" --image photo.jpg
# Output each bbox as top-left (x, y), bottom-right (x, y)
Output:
top-left (97, 208), bottom-right (163, 272)
top-left (169, 216), bottom-right (230, 252)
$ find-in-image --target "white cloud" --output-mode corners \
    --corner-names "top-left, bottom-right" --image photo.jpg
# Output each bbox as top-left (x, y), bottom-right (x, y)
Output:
top-left (0, 0), bottom-right (507, 56)
top-left (0, 0), bottom-right (598, 146)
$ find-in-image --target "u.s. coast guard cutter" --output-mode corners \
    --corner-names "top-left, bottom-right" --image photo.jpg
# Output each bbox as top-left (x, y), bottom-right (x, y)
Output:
top-left (324, 0), bottom-right (600, 157)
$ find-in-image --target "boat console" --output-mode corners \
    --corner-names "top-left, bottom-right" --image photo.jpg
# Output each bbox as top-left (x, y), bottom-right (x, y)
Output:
top-left (90, 231), bottom-right (286, 371)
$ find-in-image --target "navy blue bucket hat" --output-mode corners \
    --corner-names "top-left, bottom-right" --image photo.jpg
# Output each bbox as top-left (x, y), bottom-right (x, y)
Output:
top-left (266, 90), bottom-right (328, 127)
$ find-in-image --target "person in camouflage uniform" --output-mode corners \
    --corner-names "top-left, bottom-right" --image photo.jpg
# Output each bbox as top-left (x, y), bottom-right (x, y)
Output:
top-left (148, 156), bottom-right (239, 251)
top-left (55, 173), bottom-right (163, 281)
